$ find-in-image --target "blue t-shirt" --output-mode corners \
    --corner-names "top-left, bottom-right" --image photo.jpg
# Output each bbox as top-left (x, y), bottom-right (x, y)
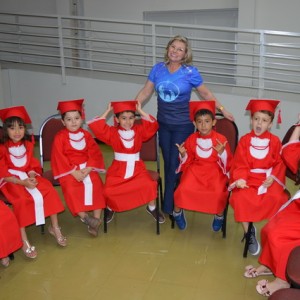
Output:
top-left (148, 62), bottom-right (203, 125)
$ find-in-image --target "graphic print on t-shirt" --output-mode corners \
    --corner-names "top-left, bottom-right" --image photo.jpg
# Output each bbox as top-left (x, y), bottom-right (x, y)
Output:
top-left (157, 81), bottom-right (180, 102)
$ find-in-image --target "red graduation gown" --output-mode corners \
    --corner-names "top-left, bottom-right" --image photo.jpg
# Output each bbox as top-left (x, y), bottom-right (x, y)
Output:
top-left (259, 141), bottom-right (300, 280)
top-left (0, 140), bottom-right (64, 227)
top-left (88, 116), bottom-right (158, 212)
top-left (0, 201), bottom-right (22, 259)
top-left (174, 130), bottom-right (232, 214)
top-left (51, 128), bottom-right (106, 216)
top-left (229, 131), bottom-right (288, 222)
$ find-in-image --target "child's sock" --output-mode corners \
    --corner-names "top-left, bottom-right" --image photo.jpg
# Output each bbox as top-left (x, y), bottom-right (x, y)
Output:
top-left (173, 209), bottom-right (182, 217)
top-left (147, 204), bottom-right (156, 211)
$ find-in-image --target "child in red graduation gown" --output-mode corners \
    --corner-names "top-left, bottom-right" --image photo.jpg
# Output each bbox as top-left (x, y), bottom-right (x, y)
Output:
top-left (173, 101), bottom-right (233, 231)
top-left (88, 100), bottom-right (165, 223)
top-left (51, 99), bottom-right (106, 237)
top-left (229, 99), bottom-right (288, 256)
top-left (0, 106), bottom-right (66, 259)
top-left (0, 201), bottom-right (22, 267)
top-left (244, 116), bottom-right (300, 297)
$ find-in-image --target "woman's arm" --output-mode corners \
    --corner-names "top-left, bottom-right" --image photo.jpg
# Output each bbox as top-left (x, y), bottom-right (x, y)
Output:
top-left (196, 84), bottom-right (234, 121)
top-left (135, 80), bottom-right (155, 104)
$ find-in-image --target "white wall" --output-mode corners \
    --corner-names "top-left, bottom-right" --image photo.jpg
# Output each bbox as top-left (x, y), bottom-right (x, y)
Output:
top-left (0, 0), bottom-right (299, 139)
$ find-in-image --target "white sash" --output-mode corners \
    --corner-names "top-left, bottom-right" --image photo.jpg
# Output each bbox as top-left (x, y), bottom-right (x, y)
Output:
top-left (114, 152), bottom-right (140, 179)
top-left (8, 169), bottom-right (45, 226)
top-left (250, 168), bottom-right (272, 195)
top-left (79, 162), bottom-right (93, 205)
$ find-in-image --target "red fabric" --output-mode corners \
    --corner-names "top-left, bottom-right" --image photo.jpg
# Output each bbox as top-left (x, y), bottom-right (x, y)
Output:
top-left (174, 130), bottom-right (232, 214)
top-left (88, 116), bottom-right (158, 212)
top-left (229, 131), bottom-right (288, 222)
top-left (51, 128), bottom-right (106, 216)
top-left (0, 141), bottom-right (64, 227)
top-left (282, 142), bottom-right (300, 174)
top-left (259, 197), bottom-right (300, 281)
top-left (0, 201), bottom-right (22, 259)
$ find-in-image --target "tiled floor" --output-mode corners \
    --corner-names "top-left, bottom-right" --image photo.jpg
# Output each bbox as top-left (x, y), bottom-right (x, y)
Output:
top-left (1, 143), bottom-right (296, 300)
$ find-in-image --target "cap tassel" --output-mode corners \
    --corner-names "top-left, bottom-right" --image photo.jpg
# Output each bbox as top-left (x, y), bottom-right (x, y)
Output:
top-left (277, 109), bottom-right (282, 124)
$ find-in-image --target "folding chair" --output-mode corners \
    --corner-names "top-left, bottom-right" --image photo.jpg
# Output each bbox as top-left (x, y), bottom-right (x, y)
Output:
top-left (171, 113), bottom-right (239, 238)
top-left (103, 119), bottom-right (162, 235)
top-left (39, 114), bottom-right (64, 186)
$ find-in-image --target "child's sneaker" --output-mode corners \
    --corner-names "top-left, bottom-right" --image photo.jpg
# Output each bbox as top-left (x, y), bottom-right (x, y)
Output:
top-left (212, 214), bottom-right (224, 232)
top-left (248, 225), bottom-right (261, 256)
top-left (173, 209), bottom-right (187, 230)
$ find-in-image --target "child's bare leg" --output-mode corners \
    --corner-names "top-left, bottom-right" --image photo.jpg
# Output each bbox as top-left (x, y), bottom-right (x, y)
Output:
top-left (1, 257), bottom-right (10, 267)
top-left (92, 209), bottom-right (101, 220)
top-left (49, 214), bottom-right (67, 247)
top-left (147, 200), bottom-right (165, 224)
top-left (242, 221), bottom-right (249, 233)
top-left (20, 227), bottom-right (37, 258)
top-left (78, 211), bottom-right (101, 237)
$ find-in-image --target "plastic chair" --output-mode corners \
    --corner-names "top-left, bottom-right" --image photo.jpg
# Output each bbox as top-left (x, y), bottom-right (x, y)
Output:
top-left (103, 119), bottom-right (162, 235)
top-left (171, 113), bottom-right (239, 238)
top-left (39, 114), bottom-right (64, 186)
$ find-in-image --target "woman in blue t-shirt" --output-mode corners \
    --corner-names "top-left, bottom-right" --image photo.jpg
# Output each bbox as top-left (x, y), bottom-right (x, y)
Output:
top-left (136, 35), bottom-right (234, 215)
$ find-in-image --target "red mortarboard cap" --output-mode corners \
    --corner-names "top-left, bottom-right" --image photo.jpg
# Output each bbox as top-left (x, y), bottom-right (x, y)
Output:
top-left (57, 99), bottom-right (85, 116)
top-left (246, 99), bottom-right (280, 114)
top-left (111, 100), bottom-right (138, 114)
top-left (0, 106), bottom-right (32, 124)
top-left (189, 100), bottom-right (216, 121)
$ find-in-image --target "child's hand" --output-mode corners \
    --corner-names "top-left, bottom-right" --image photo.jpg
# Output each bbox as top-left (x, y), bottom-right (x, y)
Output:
top-left (236, 179), bottom-right (249, 189)
top-left (263, 176), bottom-right (274, 188)
top-left (213, 139), bottom-right (228, 155)
top-left (23, 177), bottom-right (38, 189)
top-left (81, 167), bottom-right (92, 178)
top-left (71, 170), bottom-right (85, 182)
top-left (136, 101), bottom-right (148, 118)
top-left (175, 142), bottom-right (186, 158)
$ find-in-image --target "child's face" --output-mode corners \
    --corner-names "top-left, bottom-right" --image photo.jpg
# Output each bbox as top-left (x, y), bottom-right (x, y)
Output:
top-left (62, 111), bottom-right (83, 132)
top-left (193, 114), bottom-right (216, 136)
top-left (115, 111), bottom-right (135, 130)
top-left (251, 111), bottom-right (273, 136)
top-left (7, 121), bottom-right (25, 143)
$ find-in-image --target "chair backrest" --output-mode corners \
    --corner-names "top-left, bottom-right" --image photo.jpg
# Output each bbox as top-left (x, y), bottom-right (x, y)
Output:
top-left (282, 124), bottom-right (300, 184)
top-left (134, 118), bottom-right (160, 173)
top-left (39, 114), bottom-right (64, 168)
top-left (214, 113), bottom-right (239, 154)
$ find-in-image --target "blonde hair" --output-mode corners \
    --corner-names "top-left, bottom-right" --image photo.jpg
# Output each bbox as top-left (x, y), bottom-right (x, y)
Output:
top-left (164, 35), bottom-right (193, 65)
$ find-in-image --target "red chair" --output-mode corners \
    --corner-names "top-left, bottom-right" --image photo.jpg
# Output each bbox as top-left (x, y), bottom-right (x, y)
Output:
top-left (39, 114), bottom-right (64, 186)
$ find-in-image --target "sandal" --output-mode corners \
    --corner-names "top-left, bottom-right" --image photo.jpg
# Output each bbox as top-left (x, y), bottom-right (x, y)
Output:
top-left (1, 257), bottom-right (10, 267)
top-left (87, 218), bottom-right (101, 237)
top-left (48, 226), bottom-right (67, 247)
top-left (244, 265), bottom-right (273, 278)
top-left (22, 240), bottom-right (37, 259)
top-left (256, 280), bottom-right (271, 297)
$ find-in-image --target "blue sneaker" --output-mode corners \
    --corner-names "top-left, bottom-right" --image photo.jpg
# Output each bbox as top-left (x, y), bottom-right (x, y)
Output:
top-left (173, 210), bottom-right (187, 230)
top-left (212, 214), bottom-right (224, 232)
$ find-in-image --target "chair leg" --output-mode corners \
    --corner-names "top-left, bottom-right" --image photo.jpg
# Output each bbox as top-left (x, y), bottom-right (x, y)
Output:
top-left (222, 202), bottom-right (229, 239)
top-left (8, 253), bottom-right (14, 260)
top-left (170, 214), bottom-right (175, 229)
top-left (40, 224), bottom-right (45, 234)
top-left (103, 208), bottom-right (108, 233)
top-left (243, 222), bottom-right (253, 258)
top-left (155, 194), bottom-right (160, 235)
